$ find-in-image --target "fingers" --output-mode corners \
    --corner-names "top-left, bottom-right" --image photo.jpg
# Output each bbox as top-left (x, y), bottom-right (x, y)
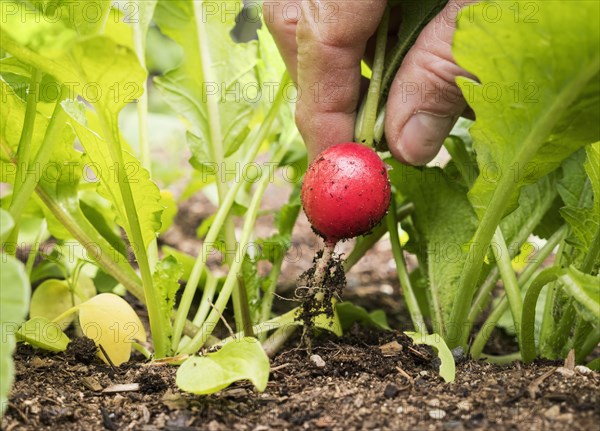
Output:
top-left (385, 0), bottom-right (475, 166)
top-left (263, 1), bottom-right (301, 82)
top-left (295, 1), bottom-right (387, 161)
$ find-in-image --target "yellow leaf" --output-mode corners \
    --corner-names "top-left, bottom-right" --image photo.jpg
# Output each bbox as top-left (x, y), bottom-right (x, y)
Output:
top-left (30, 276), bottom-right (95, 330)
top-left (78, 293), bottom-right (146, 366)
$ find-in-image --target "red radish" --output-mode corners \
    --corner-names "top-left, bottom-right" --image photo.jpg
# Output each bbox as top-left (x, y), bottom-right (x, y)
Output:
top-left (301, 142), bottom-right (391, 244)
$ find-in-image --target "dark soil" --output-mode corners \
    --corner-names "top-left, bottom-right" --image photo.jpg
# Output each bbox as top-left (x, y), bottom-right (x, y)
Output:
top-left (3, 329), bottom-right (600, 431)
top-left (4, 192), bottom-right (600, 431)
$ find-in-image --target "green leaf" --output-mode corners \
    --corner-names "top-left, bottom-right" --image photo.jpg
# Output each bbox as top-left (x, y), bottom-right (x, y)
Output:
top-left (336, 302), bottom-right (391, 331)
top-left (312, 303), bottom-right (343, 337)
top-left (0, 252), bottom-right (30, 417)
top-left (557, 149), bottom-right (591, 209)
top-left (560, 207), bottom-right (598, 256)
top-left (153, 255), bottom-right (183, 345)
top-left (0, 80), bottom-right (78, 188)
top-left (61, 0), bottom-right (113, 37)
top-left (498, 173), bottom-right (559, 250)
top-left (382, 0), bottom-right (448, 98)
top-left (62, 102), bottom-right (163, 252)
top-left (0, 208), bottom-right (15, 241)
top-left (161, 246), bottom-right (204, 283)
top-left (16, 316), bottom-right (70, 352)
top-left (256, 26), bottom-right (286, 86)
top-left (388, 161), bottom-right (478, 328)
top-left (405, 332), bottom-right (455, 383)
top-left (275, 186), bottom-right (301, 235)
top-left (560, 266), bottom-right (600, 326)
top-left (585, 142), bottom-right (600, 215)
top-left (2, 11), bottom-right (143, 115)
top-left (158, 190), bottom-right (178, 234)
top-left (29, 277), bottom-right (96, 330)
top-left (558, 143), bottom-right (599, 260)
top-left (454, 2), bottom-right (600, 221)
top-left (240, 255), bottom-right (261, 322)
top-left (176, 337), bottom-right (270, 394)
top-left (153, 0), bottom-right (259, 164)
top-left (79, 198), bottom-right (128, 259)
top-left (587, 357), bottom-right (600, 371)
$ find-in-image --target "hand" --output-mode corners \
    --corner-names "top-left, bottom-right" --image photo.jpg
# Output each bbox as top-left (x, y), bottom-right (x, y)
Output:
top-left (265, 0), bottom-right (473, 164)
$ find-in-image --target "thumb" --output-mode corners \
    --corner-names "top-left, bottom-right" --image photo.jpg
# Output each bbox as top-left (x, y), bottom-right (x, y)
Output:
top-left (385, 0), bottom-right (474, 166)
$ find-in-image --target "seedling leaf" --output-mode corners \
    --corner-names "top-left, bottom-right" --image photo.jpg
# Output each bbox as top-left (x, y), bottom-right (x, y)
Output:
top-left (176, 338), bottom-right (270, 395)
top-left (336, 302), bottom-right (391, 331)
top-left (78, 293), bottom-right (146, 366)
top-left (16, 316), bottom-right (70, 352)
top-left (405, 332), bottom-right (455, 383)
top-left (29, 277), bottom-right (95, 330)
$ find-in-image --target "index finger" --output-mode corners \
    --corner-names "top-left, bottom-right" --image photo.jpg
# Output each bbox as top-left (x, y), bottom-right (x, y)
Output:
top-left (295, 1), bottom-right (386, 161)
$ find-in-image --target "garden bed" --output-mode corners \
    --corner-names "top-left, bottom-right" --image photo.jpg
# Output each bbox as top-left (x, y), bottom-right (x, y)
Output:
top-left (4, 327), bottom-right (599, 431)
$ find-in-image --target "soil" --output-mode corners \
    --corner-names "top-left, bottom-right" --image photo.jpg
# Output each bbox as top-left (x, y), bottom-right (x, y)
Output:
top-left (4, 330), bottom-right (599, 431)
top-left (4, 192), bottom-right (600, 431)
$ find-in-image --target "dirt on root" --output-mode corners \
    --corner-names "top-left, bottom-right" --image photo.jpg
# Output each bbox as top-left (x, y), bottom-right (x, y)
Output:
top-left (297, 250), bottom-right (346, 339)
top-left (3, 327), bottom-right (600, 431)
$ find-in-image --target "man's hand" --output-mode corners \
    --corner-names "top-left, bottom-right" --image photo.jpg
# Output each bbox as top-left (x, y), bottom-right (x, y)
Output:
top-left (264, 0), bottom-right (473, 164)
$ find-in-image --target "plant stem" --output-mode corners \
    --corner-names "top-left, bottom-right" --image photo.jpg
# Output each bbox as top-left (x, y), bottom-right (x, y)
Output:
top-left (235, 273), bottom-right (255, 338)
top-left (34, 184), bottom-right (143, 295)
top-left (356, 7), bottom-right (389, 145)
top-left (97, 111), bottom-right (167, 358)
top-left (192, 273), bottom-right (219, 326)
top-left (220, 308), bottom-right (299, 347)
top-left (570, 318), bottom-right (591, 359)
top-left (177, 134), bottom-right (293, 354)
top-left (192, 0), bottom-right (245, 331)
top-left (133, 61), bottom-right (158, 271)
top-left (263, 325), bottom-right (298, 358)
top-left (481, 352), bottom-right (522, 365)
top-left (386, 199), bottom-right (427, 333)
top-left (258, 253), bottom-right (285, 339)
top-left (51, 305), bottom-right (80, 324)
top-left (447, 57), bottom-right (598, 348)
top-left (132, 342), bottom-right (152, 360)
top-left (170, 73), bottom-right (291, 351)
top-left (468, 268), bottom-right (500, 324)
top-left (581, 225), bottom-right (600, 273)
top-left (7, 84), bottom-right (65, 259)
top-left (0, 128), bottom-right (145, 301)
top-left (25, 220), bottom-right (46, 277)
top-left (490, 228), bottom-right (523, 348)
top-left (577, 330), bottom-right (600, 362)
top-left (546, 299), bottom-right (576, 358)
top-left (469, 226), bottom-right (567, 358)
top-left (12, 69), bottom-right (40, 191)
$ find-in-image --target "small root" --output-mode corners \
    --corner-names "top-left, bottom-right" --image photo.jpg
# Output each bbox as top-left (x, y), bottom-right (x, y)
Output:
top-left (296, 244), bottom-right (346, 350)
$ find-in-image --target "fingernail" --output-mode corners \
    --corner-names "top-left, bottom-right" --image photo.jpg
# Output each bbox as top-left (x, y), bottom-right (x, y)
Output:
top-left (396, 112), bottom-right (455, 166)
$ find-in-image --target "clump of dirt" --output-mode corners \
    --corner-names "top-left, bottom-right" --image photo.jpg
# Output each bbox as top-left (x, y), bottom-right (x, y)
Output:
top-left (65, 336), bottom-right (98, 365)
top-left (138, 369), bottom-right (169, 394)
top-left (296, 249), bottom-right (346, 337)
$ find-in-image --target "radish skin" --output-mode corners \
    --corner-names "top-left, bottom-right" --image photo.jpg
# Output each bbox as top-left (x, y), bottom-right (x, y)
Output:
top-left (301, 143), bottom-right (391, 244)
